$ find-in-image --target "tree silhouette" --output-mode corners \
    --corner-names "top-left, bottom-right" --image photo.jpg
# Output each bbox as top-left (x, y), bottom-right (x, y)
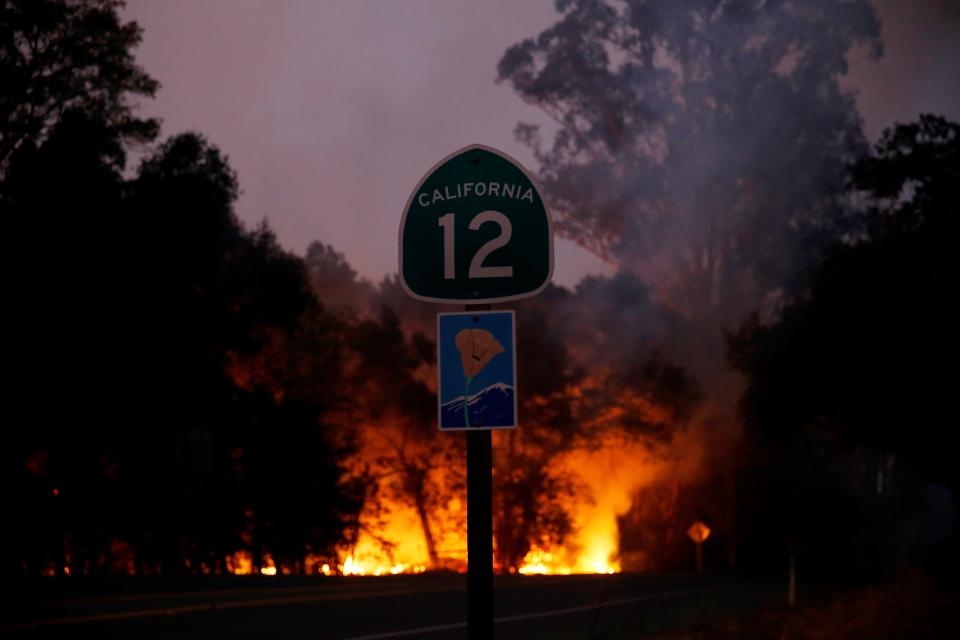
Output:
top-left (731, 115), bottom-right (957, 477)
top-left (0, 1), bottom-right (368, 578)
top-left (498, 2), bottom-right (885, 569)
top-left (303, 241), bottom-right (378, 318)
top-left (126, 134), bottom-right (361, 574)
top-left (340, 307), bottom-right (452, 569)
top-left (2, 110), bottom-right (131, 576)
top-left (498, 0), bottom-right (880, 327)
top-left (491, 279), bottom-right (702, 572)
top-left (2, 122), bottom-right (364, 575)
top-left (0, 0), bottom-right (158, 175)
top-left (494, 288), bottom-right (582, 571)
top-left (728, 115), bottom-right (959, 575)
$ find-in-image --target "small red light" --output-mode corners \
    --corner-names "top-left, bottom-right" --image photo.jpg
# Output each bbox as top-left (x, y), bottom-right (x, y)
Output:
top-left (52, 489), bottom-right (59, 496)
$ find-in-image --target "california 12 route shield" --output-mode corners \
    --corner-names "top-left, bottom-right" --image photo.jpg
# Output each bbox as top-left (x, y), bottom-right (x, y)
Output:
top-left (399, 144), bottom-right (553, 304)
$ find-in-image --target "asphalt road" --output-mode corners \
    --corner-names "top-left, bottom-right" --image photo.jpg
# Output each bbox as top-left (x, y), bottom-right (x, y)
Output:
top-left (3, 573), bottom-right (778, 639)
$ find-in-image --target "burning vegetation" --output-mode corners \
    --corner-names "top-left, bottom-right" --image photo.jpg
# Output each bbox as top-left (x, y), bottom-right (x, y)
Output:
top-left (8, 213), bottom-right (722, 578)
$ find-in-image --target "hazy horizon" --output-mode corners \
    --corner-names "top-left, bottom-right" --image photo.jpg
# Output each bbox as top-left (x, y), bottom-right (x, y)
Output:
top-left (124, 0), bottom-right (960, 289)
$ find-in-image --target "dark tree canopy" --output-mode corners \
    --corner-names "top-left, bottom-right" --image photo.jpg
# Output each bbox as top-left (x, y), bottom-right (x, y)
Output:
top-left (0, 0), bottom-right (158, 174)
top-left (729, 115), bottom-right (958, 479)
top-left (727, 116), bottom-right (959, 574)
top-left (499, 0), bottom-right (881, 324)
top-left (1, 116), bottom-right (363, 576)
top-left (304, 241), bottom-right (377, 317)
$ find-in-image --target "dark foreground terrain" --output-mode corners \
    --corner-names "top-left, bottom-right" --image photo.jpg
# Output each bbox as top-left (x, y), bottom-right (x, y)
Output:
top-left (3, 573), bottom-right (777, 639)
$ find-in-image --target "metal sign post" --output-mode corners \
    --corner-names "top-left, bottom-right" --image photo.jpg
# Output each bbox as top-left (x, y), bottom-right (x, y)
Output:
top-left (399, 144), bottom-right (554, 639)
top-left (466, 427), bottom-right (493, 638)
top-left (438, 304), bottom-right (513, 637)
top-left (466, 303), bottom-right (493, 639)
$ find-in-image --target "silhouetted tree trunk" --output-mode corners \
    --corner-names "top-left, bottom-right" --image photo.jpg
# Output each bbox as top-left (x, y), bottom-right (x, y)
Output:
top-left (405, 465), bottom-right (439, 568)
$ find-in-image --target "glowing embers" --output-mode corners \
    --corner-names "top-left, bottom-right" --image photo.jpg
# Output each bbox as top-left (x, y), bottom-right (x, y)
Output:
top-left (223, 547), bottom-right (430, 577)
top-left (225, 551), bottom-right (278, 575)
top-left (226, 550), bottom-right (253, 575)
top-left (259, 554), bottom-right (278, 576)
top-left (339, 554), bottom-right (426, 576)
top-left (516, 545), bottom-right (619, 575)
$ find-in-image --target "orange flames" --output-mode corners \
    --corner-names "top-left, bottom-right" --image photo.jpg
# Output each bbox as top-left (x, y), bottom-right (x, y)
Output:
top-left (213, 416), bottom-right (706, 578)
top-left (511, 433), bottom-right (683, 575)
top-left (320, 426), bottom-right (700, 577)
top-left (219, 353), bottom-right (708, 578)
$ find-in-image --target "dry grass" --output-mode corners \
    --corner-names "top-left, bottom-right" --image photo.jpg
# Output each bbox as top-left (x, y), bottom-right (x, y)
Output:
top-left (653, 573), bottom-right (957, 640)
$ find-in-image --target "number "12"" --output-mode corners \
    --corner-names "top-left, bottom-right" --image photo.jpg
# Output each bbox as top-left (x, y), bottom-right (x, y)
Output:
top-left (437, 211), bottom-right (513, 279)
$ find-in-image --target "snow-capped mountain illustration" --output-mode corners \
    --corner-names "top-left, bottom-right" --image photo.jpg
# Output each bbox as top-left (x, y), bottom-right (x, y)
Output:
top-left (441, 382), bottom-right (514, 428)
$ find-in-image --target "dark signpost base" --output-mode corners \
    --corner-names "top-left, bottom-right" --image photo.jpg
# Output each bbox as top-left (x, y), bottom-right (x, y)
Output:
top-left (467, 428), bottom-right (493, 639)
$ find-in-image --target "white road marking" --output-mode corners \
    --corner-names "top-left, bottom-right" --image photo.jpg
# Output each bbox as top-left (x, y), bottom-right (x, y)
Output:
top-left (340, 583), bottom-right (733, 640)
top-left (2, 585), bottom-right (465, 631)
top-left (342, 621), bottom-right (468, 640)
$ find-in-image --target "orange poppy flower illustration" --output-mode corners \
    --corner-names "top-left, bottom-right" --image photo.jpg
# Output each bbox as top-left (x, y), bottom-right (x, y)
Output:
top-left (455, 328), bottom-right (505, 378)
top-left (454, 328), bottom-right (504, 427)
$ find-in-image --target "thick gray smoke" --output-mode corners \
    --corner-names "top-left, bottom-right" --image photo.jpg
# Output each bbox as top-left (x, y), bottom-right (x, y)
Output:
top-left (493, 3), bottom-right (890, 567)
top-left (498, 0), bottom-right (882, 371)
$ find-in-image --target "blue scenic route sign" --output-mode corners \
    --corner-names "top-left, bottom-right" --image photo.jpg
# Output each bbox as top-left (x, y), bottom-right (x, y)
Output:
top-left (438, 310), bottom-right (517, 430)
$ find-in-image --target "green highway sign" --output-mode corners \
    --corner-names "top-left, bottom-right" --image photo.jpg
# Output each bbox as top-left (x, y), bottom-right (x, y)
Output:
top-left (399, 144), bottom-right (554, 304)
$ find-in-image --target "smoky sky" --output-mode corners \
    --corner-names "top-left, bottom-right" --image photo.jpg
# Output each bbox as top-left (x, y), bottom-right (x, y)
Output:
top-left (123, 0), bottom-right (960, 288)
